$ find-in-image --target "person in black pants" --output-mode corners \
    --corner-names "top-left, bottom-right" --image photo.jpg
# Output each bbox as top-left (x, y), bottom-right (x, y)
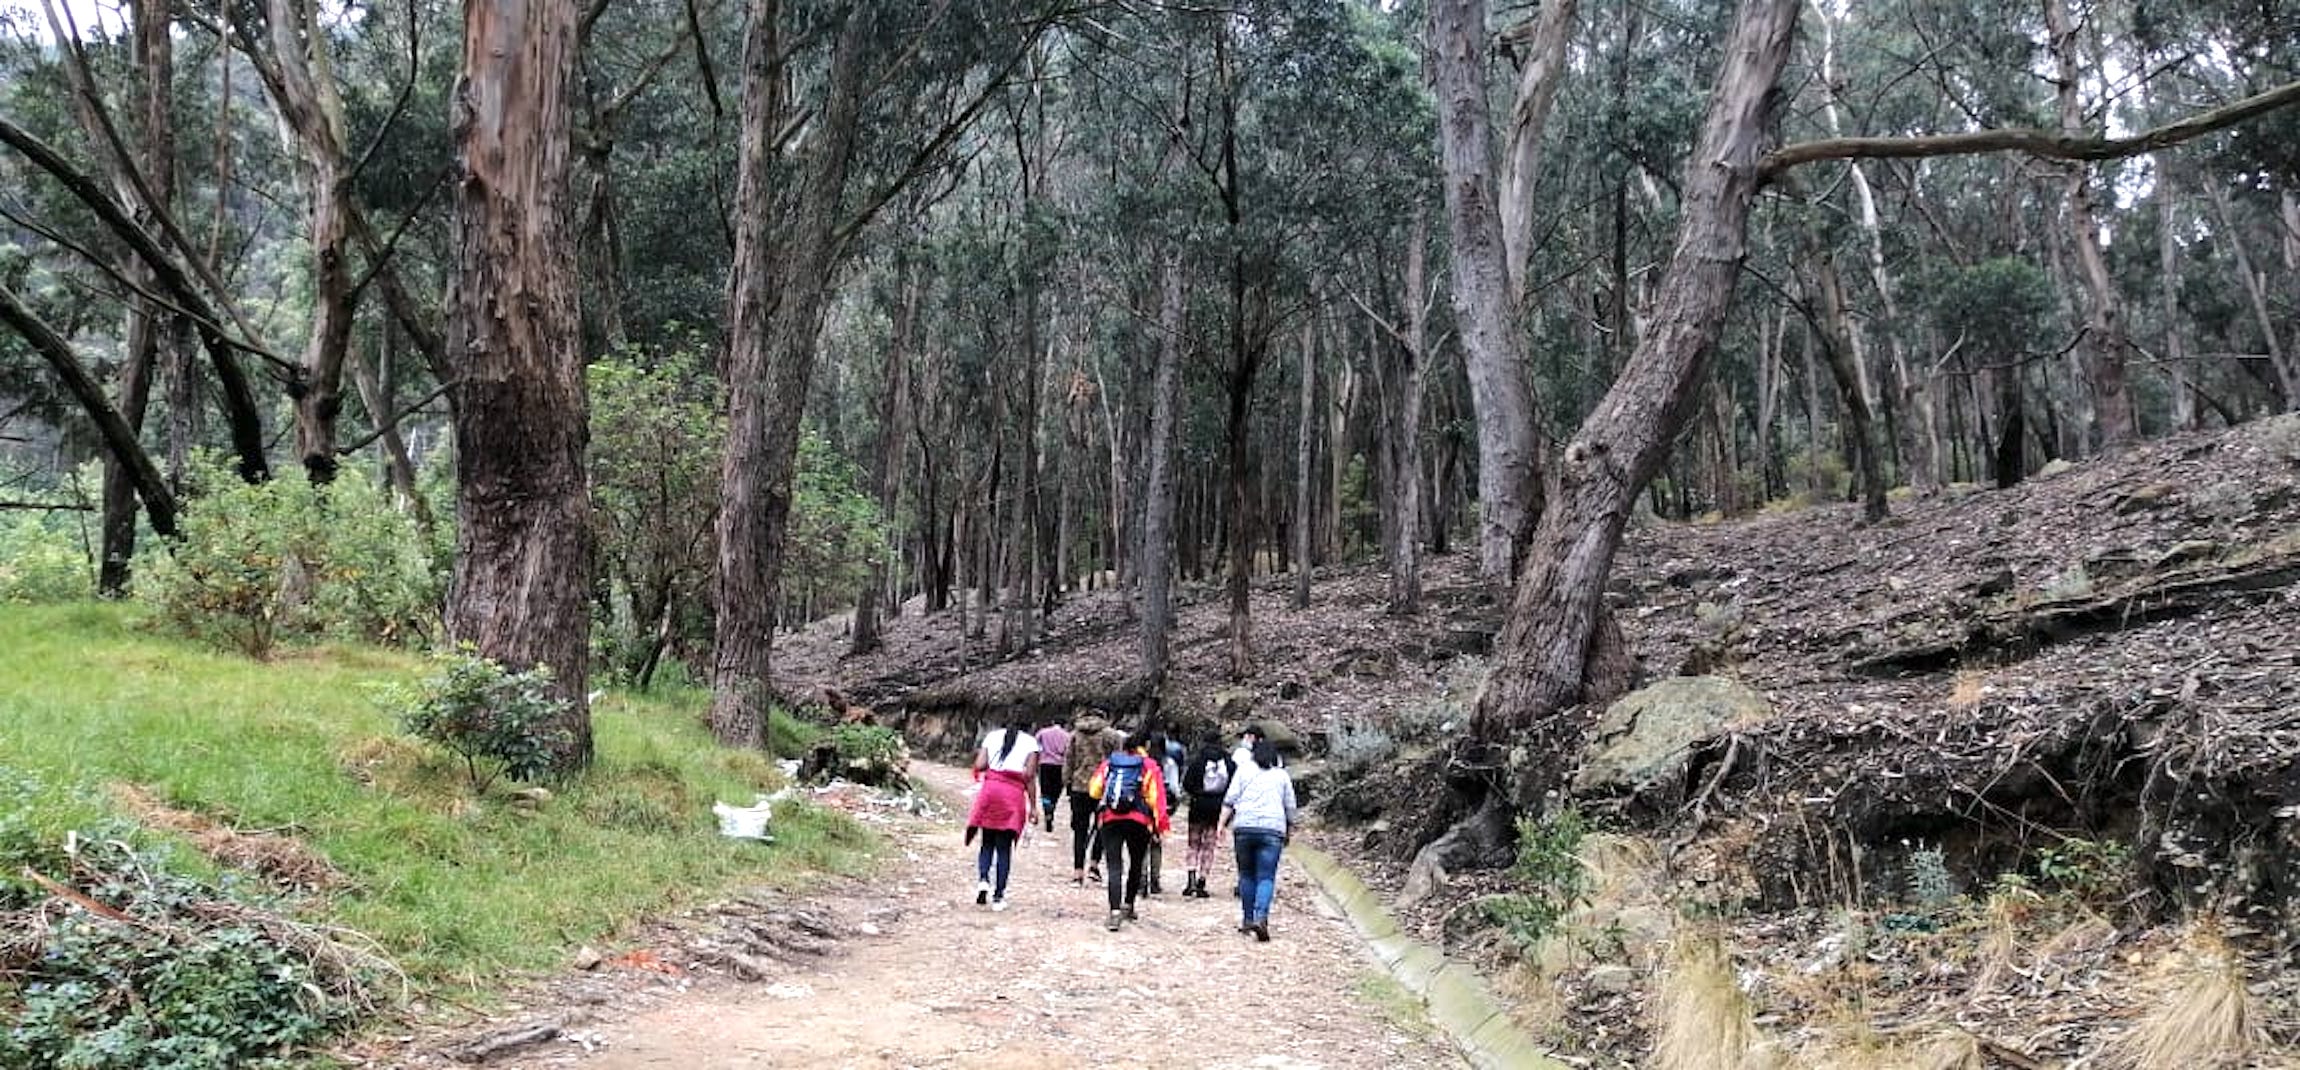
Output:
top-left (1063, 713), bottom-right (1124, 884)
top-left (1088, 732), bottom-right (1171, 930)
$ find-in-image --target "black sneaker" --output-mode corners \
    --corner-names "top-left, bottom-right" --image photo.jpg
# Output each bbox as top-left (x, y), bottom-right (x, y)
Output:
top-left (1122, 904), bottom-right (1138, 921)
top-left (1253, 922), bottom-right (1270, 943)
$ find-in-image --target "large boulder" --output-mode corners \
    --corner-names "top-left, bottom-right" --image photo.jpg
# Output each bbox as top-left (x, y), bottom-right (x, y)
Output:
top-left (1571, 675), bottom-right (1770, 800)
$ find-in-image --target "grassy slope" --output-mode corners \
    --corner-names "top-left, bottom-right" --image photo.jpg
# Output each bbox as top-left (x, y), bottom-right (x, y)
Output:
top-left (0, 603), bottom-right (871, 991)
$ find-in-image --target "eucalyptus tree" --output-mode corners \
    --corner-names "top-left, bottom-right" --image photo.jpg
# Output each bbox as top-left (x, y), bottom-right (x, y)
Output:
top-left (1458, 0), bottom-right (2300, 817)
top-left (708, 0), bottom-right (1065, 749)
top-left (443, 0), bottom-right (594, 770)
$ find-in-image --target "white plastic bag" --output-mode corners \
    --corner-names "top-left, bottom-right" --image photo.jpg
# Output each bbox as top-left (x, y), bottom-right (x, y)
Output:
top-left (712, 795), bottom-right (774, 841)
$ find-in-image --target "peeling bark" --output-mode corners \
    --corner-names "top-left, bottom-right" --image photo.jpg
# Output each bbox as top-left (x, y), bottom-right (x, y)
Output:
top-left (445, 0), bottom-right (594, 770)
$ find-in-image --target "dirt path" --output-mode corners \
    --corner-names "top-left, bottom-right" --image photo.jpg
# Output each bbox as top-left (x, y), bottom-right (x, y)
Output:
top-left (461, 762), bottom-right (1466, 1070)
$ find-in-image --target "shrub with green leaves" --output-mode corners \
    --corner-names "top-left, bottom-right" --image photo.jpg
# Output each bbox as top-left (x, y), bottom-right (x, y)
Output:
top-left (0, 510), bottom-right (91, 604)
top-left (136, 461), bottom-right (441, 656)
top-left (0, 832), bottom-right (380, 1070)
top-left (2034, 836), bottom-right (2132, 905)
top-left (375, 649), bottom-right (573, 792)
top-left (1485, 809), bottom-right (1591, 947)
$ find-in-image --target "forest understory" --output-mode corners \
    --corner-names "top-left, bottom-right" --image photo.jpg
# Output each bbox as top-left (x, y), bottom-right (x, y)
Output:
top-left (782, 413), bottom-right (2300, 1067)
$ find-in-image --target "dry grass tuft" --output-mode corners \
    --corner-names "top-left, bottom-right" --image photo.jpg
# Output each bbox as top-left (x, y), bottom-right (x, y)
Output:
top-left (109, 782), bottom-right (348, 891)
top-left (1910, 1029), bottom-right (1984, 1070)
top-left (2106, 926), bottom-right (2264, 1069)
top-left (1947, 671), bottom-right (1988, 709)
top-left (1653, 933), bottom-right (1757, 1070)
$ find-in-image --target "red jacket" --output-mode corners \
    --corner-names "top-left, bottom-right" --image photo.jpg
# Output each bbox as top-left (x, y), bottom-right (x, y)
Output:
top-left (1088, 751), bottom-right (1170, 834)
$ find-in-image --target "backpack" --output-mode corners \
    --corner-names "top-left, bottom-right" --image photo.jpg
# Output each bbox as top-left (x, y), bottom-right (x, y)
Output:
top-left (1100, 753), bottom-right (1147, 817)
top-left (1196, 756), bottom-right (1231, 796)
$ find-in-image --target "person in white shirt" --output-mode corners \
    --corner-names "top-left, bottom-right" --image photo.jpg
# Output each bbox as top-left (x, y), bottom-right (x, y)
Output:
top-left (1219, 738), bottom-right (1297, 942)
top-left (965, 724), bottom-right (1039, 911)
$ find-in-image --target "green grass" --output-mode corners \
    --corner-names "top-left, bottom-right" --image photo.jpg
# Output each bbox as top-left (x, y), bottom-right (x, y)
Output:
top-left (0, 603), bottom-right (869, 992)
top-left (1353, 969), bottom-right (1436, 1038)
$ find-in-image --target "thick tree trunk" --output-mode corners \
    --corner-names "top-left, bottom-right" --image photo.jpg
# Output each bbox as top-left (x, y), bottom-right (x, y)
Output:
top-left (1474, 0), bottom-right (1799, 768)
top-left (444, 0), bottom-right (593, 771)
top-left (2045, 0), bottom-right (2134, 447)
top-left (1431, 0), bottom-right (1544, 583)
top-left (709, 4), bottom-right (868, 748)
top-left (1137, 251), bottom-right (1187, 698)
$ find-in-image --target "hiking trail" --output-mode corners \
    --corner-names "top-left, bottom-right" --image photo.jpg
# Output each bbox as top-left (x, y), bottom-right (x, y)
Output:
top-left (410, 761), bottom-right (1467, 1070)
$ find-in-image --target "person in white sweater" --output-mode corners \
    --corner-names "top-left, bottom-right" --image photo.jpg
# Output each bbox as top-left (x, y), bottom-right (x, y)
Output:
top-left (1219, 738), bottom-right (1297, 942)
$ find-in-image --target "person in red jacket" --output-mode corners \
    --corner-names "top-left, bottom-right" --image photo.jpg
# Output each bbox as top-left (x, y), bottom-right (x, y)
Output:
top-left (1088, 731), bottom-right (1170, 931)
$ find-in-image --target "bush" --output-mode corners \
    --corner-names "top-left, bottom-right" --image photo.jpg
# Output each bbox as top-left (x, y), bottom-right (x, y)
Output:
top-left (1486, 809), bottom-right (1591, 947)
top-left (373, 649), bottom-right (573, 792)
top-left (0, 511), bottom-right (92, 603)
top-left (136, 461), bottom-right (440, 657)
top-left (0, 832), bottom-right (379, 1069)
top-left (1330, 715), bottom-right (1397, 778)
top-left (827, 723), bottom-right (904, 769)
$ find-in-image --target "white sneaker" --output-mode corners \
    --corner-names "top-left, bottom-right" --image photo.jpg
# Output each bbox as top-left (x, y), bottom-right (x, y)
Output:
top-left (975, 880), bottom-right (991, 905)
top-left (990, 897), bottom-right (1008, 912)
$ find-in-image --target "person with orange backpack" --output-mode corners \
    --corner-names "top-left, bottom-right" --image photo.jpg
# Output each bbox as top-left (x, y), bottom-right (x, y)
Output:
top-left (1087, 731), bottom-right (1170, 931)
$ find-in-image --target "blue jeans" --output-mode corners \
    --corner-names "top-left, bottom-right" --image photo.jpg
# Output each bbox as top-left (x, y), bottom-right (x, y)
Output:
top-left (1232, 828), bottom-right (1285, 925)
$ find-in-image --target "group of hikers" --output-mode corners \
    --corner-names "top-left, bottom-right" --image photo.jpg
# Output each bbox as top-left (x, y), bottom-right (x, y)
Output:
top-left (964, 711), bottom-right (1298, 941)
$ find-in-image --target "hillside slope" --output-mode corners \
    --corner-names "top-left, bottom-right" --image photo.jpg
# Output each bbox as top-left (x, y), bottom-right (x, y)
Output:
top-left (787, 416), bottom-right (2298, 910)
top-left (777, 414), bottom-right (2300, 1065)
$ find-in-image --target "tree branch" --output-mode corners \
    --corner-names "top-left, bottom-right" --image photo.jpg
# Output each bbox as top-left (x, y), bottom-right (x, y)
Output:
top-left (1763, 77), bottom-right (2300, 177)
top-left (0, 281), bottom-right (178, 535)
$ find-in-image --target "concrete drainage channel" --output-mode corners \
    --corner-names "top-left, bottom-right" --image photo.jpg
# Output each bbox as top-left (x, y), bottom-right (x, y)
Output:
top-left (1293, 846), bottom-right (1567, 1070)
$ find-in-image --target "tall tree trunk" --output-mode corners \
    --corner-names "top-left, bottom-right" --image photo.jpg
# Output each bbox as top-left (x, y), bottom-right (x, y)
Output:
top-left (98, 0), bottom-right (177, 595)
top-left (2156, 165), bottom-right (2195, 429)
top-left (708, 5), bottom-right (868, 748)
top-left (1094, 362), bottom-right (1128, 591)
top-left (1292, 319), bottom-right (1315, 610)
top-left (345, 332), bottom-right (431, 530)
top-left (1498, 0), bottom-right (1577, 305)
top-left (1137, 251), bottom-right (1187, 700)
top-left (1001, 290), bottom-right (1043, 654)
top-left (1808, 248), bottom-right (1888, 521)
top-left (1812, 0), bottom-right (1934, 492)
top-left (853, 267), bottom-right (919, 656)
top-left (2045, 0), bottom-right (2134, 446)
top-left (2208, 184), bottom-right (2300, 411)
top-left (1430, 0), bottom-right (1544, 583)
top-left (1390, 227), bottom-right (1429, 615)
top-left (1475, 0), bottom-right (1798, 771)
top-left (444, 0), bottom-right (592, 771)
